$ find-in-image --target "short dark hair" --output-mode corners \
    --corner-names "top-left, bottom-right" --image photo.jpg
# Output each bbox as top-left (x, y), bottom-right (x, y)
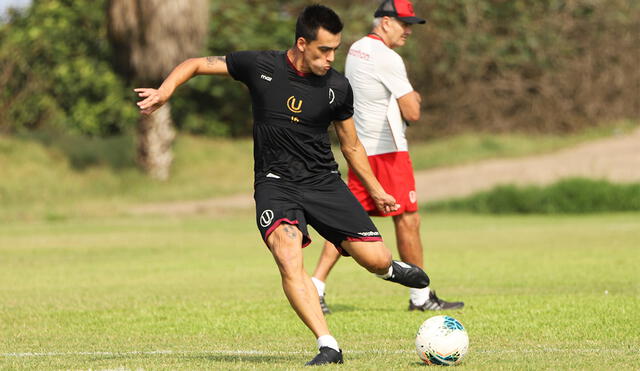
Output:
top-left (295, 4), bottom-right (343, 43)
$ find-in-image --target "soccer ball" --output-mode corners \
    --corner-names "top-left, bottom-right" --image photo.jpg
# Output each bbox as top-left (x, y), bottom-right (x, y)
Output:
top-left (415, 315), bottom-right (469, 366)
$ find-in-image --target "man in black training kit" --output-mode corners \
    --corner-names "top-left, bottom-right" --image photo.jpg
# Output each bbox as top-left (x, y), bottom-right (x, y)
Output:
top-left (135, 5), bottom-right (429, 366)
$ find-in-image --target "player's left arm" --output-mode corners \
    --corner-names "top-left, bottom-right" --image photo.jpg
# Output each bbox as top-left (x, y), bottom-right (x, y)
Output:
top-left (135, 56), bottom-right (229, 115)
top-left (334, 117), bottom-right (400, 214)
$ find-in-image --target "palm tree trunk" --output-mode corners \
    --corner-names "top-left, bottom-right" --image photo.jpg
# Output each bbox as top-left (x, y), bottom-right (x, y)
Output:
top-left (107, 0), bottom-right (208, 180)
top-left (137, 103), bottom-right (176, 181)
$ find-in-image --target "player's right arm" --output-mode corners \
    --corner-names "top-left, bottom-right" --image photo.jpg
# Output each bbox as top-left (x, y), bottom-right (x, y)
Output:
top-left (378, 52), bottom-right (422, 122)
top-left (397, 90), bottom-right (421, 122)
top-left (135, 56), bottom-right (229, 115)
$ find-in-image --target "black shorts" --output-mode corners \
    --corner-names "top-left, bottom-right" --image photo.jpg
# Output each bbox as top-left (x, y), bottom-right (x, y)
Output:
top-left (254, 176), bottom-right (382, 255)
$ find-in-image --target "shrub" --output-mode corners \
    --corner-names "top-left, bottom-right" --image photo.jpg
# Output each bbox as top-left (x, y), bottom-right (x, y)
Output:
top-left (427, 178), bottom-right (640, 214)
top-left (0, 0), bottom-right (137, 136)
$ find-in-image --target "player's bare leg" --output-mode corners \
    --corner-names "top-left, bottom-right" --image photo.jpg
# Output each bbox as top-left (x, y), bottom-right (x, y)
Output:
top-left (393, 211), bottom-right (423, 267)
top-left (311, 241), bottom-right (341, 314)
top-left (394, 211), bottom-right (428, 306)
top-left (341, 240), bottom-right (429, 288)
top-left (393, 211), bottom-right (464, 311)
top-left (267, 223), bottom-right (343, 365)
top-left (312, 241), bottom-right (341, 282)
top-left (267, 223), bottom-right (329, 338)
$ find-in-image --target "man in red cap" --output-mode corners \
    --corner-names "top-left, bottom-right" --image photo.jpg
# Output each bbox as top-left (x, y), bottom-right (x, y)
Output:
top-left (311, 0), bottom-right (464, 313)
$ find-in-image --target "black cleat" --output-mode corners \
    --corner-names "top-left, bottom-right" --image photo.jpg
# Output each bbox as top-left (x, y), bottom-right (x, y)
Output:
top-left (305, 346), bottom-right (343, 366)
top-left (409, 290), bottom-right (464, 311)
top-left (319, 295), bottom-right (331, 314)
top-left (380, 261), bottom-right (430, 288)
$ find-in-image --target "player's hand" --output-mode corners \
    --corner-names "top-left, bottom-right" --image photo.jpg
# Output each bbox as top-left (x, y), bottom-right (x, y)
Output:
top-left (372, 191), bottom-right (400, 215)
top-left (134, 88), bottom-right (169, 115)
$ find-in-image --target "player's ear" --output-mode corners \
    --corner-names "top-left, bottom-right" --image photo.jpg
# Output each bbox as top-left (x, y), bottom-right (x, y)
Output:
top-left (296, 37), bottom-right (307, 53)
top-left (381, 16), bottom-right (392, 32)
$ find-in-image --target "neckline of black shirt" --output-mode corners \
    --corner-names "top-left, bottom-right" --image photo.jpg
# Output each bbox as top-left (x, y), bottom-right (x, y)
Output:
top-left (285, 51), bottom-right (312, 77)
top-left (282, 51), bottom-right (331, 86)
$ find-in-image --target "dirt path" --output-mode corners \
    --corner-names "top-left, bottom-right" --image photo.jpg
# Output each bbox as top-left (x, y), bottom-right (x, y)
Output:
top-left (129, 128), bottom-right (640, 215)
top-left (416, 127), bottom-right (640, 202)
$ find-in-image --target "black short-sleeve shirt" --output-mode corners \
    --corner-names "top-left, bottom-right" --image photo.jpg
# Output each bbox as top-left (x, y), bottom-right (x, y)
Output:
top-left (226, 50), bottom-right (354, 186)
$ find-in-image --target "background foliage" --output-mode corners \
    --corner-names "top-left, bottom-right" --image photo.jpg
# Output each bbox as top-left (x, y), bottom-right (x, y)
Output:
top-left (0, 0), bottom-right (638, 138)
top-left (0, 0), bottom-right (137, 136)
top-left (427, 178), bottom-right (640, 214)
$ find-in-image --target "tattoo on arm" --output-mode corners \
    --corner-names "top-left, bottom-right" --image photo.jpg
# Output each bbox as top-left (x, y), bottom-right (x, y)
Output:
top-left (283, 225), bottom-right (298, 240)
top-left (206, 56), bottom-right (226, 66)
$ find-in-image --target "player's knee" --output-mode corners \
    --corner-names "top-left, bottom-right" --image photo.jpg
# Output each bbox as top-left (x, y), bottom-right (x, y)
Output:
top-left (395, 211), bottom-right (421, 230)
top-left (268, 235), bottom-right (304, 278)
top-left (363, 247), bottom-right (392, 274)
top-left (274, 254), bottom-right (304, 279)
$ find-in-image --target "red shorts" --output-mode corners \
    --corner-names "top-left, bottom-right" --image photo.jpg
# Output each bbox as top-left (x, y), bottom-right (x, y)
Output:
top-left (347, 151), bottom-right (418, 217)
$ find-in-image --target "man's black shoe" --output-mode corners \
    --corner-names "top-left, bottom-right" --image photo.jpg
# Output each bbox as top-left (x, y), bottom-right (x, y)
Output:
top-left (409, 290), bottom-right (464, 311)
top-left (305, 346), bottom-right (343, 366)
top-left (319, 295), bottom-right (331, 314)
top-left (380, 260), bottom-right (430, 288)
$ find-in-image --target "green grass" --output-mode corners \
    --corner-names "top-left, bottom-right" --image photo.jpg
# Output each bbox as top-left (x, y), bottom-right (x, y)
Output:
top-left (0, 120), bottom-right (636, 221)
top-left (1, 212), bottom-right (638, 370)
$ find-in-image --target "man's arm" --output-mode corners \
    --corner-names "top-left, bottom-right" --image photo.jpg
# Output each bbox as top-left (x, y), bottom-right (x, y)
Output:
top-left (135, 56), bottom-right (229, 115)
top-left (334, 117), bottom-right (400, 215)
top-left (397, 90), bottom-right (421, 122)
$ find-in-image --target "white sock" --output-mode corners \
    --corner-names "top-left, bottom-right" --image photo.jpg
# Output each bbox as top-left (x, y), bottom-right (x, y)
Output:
top-left (317, 334), bottom-right (340, 352)
top-left (311, 277), bottom-right (325, 297)
top-left (375, 264), bottom-right (393, 279)
top-left (410, 287), bottom-right (431, 306)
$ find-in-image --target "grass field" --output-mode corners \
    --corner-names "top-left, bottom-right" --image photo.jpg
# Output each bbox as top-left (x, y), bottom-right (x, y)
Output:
top-left (1, 212), bottom-right (638, 370)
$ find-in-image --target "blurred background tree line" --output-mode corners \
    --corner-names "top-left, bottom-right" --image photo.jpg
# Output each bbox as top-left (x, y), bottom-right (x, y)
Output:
top-left (1, 0), bottom-right (638, 178)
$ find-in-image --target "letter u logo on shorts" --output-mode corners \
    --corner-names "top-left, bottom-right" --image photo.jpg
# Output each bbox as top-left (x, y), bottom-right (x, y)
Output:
top-left (260, 209), bottom-right (274, 227)
top-left (287, 96), bottom-right (303, 113)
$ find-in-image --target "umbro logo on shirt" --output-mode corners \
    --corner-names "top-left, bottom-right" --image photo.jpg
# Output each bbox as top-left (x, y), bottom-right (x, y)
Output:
top-left (260, 74), bottom-right (272, 82)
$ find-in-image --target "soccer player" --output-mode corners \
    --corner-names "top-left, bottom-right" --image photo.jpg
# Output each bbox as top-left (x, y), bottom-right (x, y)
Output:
top-left (135, 5), bottom-right (430, 366)
top-left (311, 0), bottom-right (464, 314)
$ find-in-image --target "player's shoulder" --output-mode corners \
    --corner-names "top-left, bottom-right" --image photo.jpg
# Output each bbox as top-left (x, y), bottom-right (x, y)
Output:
top-left (228, 49), bottom-right (281, 61)
top-left (259, 50), bottom-right (284, 59)
top-left (326, 68), bottom-right (351, 90)
top-left (372, 43), bottom-right (403, 62)
top-left (349, 36), bottom-right (369, 49)
top-left (227, 50), bottom-right (280, 73)
top-left (372, 46), bottom-right (405, 72)
top-left (255, 50), bottom-right (282, 66)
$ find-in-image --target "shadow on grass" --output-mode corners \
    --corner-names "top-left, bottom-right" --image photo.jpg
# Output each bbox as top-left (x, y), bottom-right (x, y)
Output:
top-left (182, 354), bottom-right (297, 363)
top-left (325, 304), bottom-right (358, 313)
top-left (81, 352), bottom-right (295, 365)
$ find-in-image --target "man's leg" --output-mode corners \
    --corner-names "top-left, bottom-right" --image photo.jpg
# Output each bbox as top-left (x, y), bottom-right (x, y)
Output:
top-left (393, 211), bottom-right (423, 267)
top-left (340, 240), bottom-right (429, 288)
top-left (393, 211), bottom-right (464, 311)
top-left (312, 241), bottom-right (341, 282)
top-left (267, 224), bottom-right (342, 365)
top-left (311, 241), bottom-right (341, 314)
top-left (393, 211), bottom-right (429, 306)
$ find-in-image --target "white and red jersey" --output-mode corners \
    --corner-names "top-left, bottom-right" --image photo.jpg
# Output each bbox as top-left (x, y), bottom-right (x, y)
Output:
top-left (345, 35), bottom-right (414, 156)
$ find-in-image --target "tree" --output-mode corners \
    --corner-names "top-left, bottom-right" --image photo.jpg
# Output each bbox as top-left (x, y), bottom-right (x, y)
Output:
top-left (107, 0), bottom-right (209, 180)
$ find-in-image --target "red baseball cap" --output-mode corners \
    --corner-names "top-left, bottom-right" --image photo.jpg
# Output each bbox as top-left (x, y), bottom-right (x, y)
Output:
top-left (374, 0), bottom-right (426, 24)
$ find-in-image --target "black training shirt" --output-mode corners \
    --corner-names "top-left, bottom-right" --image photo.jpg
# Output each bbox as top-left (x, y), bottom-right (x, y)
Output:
top-left (225, 50), bottom-right (354, 186)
